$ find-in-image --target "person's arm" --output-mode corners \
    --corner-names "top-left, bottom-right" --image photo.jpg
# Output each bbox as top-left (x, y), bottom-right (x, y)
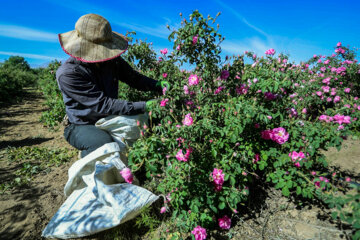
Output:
top-left (57, 67), bottom-right (146, 115)
top-left (115, 57), bottom-right (162, 93)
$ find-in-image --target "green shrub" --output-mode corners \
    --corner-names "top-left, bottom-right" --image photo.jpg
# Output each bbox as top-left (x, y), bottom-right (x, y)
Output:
top-left (37, 60), bottom-right (65, 128)
top-left (0, 56), bottom-right (36, 102)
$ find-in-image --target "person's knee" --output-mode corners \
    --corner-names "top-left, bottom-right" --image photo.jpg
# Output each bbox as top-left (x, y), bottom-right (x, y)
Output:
top-left (81, 136), bottom-right (114, 158)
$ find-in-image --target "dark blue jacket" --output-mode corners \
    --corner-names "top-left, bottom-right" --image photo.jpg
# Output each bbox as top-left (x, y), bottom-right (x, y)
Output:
top-left (56, 57), bottom-right (159, 124)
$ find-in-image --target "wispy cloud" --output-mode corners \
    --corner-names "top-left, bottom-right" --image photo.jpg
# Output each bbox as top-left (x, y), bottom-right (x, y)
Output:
top-left (222, 37), bottom-right (272, 55)
top-left (113, 22), bottom-right (170, 39)
top-left (0, 24), bottom-right (57, 42)
top-left (0, 51), bottom-right (59, 60)
top-left (213, 0), bottom-right (269, 38)
top-left (45, 0), bottom-right (171, 39)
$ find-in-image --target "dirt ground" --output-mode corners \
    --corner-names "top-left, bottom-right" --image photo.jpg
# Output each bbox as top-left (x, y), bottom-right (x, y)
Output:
top-left (0, 88), bottom-right (358, 240)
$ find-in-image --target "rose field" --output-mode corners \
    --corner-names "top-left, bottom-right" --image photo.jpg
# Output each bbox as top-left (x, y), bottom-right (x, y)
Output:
top-left (1, 10), bottom-right (360, 240)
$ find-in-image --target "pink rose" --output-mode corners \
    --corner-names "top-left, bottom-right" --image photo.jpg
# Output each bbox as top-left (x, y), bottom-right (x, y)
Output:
top-left (214, 86), bottom-right (225, 95)
top-left (253, 153), bottom-right (260, 163)
top-left (160, 206), bottom-right (167, 214)
top-left (212, 168), bottom-right (225, 185)
top-left (271, 127), bottom-right (289, 144)
top-left (218, 215), bottom-right (231, 229)
top-left (176, 149), bottom-right (187, 162)
top-left (191, 226), bottom-right (207, 240)
top-left (333, 96), bottom-right (341, 103)
top-left (184, 85), bottom-right (189, 94)
top-left (265, 48), bottom-right (275, 55)
top-left (162, 73), bottom-right (168, 78)
top-left (120, 168), bottom-right (134, 184)
top-left (236, 84), bottom-right (248, 95)
top-left (188, 74), bottom-right (200, 86)
top-left (192, 35), bottom-right (199, 45)
top-left (261, 130), bottom-right (273, 140)
top-left (160, 48), bottom-right (168, 55)
top-left (160, 98), bottom-right (169, 107)
top-left (183, 113), bottom-right (193, 126)
top-left (344, 88), bottom-right (351, 93)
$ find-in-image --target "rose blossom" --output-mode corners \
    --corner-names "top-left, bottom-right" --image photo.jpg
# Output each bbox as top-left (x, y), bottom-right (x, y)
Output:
top-left (261, 130), bottom-right (273, 140)
top-left (264, 92), bottom-right (277, 100)
top-left (192, 35), bottom-right (199, 45)
top-left (220, 70), bottom-right (230, 80)
top-left (253, 153), bottom-right (260, 163)
top-left (214, 86), bottom-right (225, 95)
top-left (218, 215), bottom-right (231, 229)
top-left (176, 149), bottom-right (187, 162)
top-left (162, 73), bottom-right (168, 78)
top-left (212, 168), bottom-right (225, 185)
top-left (333, 96), bottom-right (341, 103)
top-left (191, 226), bottom-right (207, 240)
top-left (160, 98), bottom-right (169, 107)
top-left (183, 113), bottom-right (193, 126)
top-left (344, 88), bottom-right (351, 93)
top-left (184, 85), bottom-right (189, 94)
top-left (120, 168), bottom-right (134, 184)
top-left (289, 151), bottom-right (305, 168)
top-left (271, 127), bottom-right (289, 144)
top-left (265, 48), bottom-right (275, 55)
top-left (160, 206), bottom-right (167, 214)
top-left (160, 48), bottom-right (168, 55)
top-left (189, 74), bottom-right (200, 86)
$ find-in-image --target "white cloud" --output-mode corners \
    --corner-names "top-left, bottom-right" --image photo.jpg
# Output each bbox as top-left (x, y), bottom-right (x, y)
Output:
top-left (114, 22), bottom-right (170, 39)
top-left (213, 0), bottom-right (269, 38)
top-left (222, 37), bottom-right (272, 55)
top-left (0, 24), bottom-right (57, 42)
top-left (0, 51), bottom-right (59, 60)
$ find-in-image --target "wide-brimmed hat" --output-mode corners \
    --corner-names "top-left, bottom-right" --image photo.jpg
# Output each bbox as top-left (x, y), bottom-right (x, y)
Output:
top-left (58, 13), bottom-right (128, 63)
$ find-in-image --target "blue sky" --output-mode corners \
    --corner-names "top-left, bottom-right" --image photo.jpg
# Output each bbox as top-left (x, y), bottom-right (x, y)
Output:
top-left (0, 0), bottom-right (359, 67)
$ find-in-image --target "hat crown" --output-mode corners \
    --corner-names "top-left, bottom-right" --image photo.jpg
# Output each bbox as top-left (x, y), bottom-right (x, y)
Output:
top-left (75, 14), bottom-right (112, 43)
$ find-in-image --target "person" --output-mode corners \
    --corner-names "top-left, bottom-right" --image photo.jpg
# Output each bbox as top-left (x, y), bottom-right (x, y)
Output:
top-left (56, 13), bottom-right (169, 158)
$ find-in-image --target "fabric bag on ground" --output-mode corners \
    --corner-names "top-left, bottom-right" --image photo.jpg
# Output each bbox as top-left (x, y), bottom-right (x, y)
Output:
top-left (42, 114), bottom-right (158, 239)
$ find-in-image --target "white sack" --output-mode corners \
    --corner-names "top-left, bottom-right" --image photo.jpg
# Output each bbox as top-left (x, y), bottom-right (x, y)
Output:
top-left (42, 114), bottom-right (158, 239)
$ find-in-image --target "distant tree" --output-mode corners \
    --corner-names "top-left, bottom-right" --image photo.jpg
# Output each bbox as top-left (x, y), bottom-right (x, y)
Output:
top-left (1, 56), bottom-right (31, 71)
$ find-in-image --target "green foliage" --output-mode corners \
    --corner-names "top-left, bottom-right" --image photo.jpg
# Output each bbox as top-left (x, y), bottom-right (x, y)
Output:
top-left (323, 184), bottom-right (360, 239)
top-left (0, 56), bottom-right (36, 102)
top-left (120, 10), bottom-right (360, 237)
top-left (0, 146), bottom-right (76, 193)
top-left (37, 60), bottom-right (65, 128)
top-left (29, 9), bottom-right (359, 238)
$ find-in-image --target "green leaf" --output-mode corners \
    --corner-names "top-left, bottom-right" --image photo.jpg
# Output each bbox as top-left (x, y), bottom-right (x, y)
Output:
top-left (209, 205), bottom-right (218, 213)
top-left (218, 202), bottom-right (225, 210)
top-left (282, 187), bottom-right (290, 197)
top-left (230, 176), bottom-right (236, 186)
top-left (296, 186), bottom-right (301, 195)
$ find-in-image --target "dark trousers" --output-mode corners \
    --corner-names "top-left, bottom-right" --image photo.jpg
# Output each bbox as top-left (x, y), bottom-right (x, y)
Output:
top-left (64, 124), bottom-right (114, 158)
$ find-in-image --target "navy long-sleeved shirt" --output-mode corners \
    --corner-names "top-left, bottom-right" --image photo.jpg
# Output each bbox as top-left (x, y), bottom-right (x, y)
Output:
top-left (56, 57), bottom-right (160, 124)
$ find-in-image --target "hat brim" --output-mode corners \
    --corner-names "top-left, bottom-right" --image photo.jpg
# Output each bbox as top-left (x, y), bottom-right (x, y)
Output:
top-left (59, 30), bottom-right (128, 63)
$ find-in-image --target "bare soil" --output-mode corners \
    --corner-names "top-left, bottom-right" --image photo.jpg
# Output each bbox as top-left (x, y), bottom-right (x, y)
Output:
top-left (0, 88), bottom-right (358, 240)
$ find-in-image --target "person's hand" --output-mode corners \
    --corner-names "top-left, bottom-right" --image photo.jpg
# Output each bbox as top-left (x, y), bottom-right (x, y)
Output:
top-left (145, 99), bottom-right (158, 112)
top-left (156, 81), bottom-right (170, 91)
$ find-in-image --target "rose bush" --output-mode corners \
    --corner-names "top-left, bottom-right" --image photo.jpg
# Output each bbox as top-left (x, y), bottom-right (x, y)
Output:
top-left (121, 10), bottom-right (360, 238)
top-left (35, 10), bottom-right (360, 238)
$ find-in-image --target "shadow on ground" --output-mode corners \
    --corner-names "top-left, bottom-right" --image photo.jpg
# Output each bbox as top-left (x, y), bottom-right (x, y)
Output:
top-left (0, 137), bottom-right (54, 150)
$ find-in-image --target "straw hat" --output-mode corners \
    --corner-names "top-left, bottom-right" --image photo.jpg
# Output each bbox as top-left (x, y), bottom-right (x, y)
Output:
top-left (58, 13), bottom-right (128, 63)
